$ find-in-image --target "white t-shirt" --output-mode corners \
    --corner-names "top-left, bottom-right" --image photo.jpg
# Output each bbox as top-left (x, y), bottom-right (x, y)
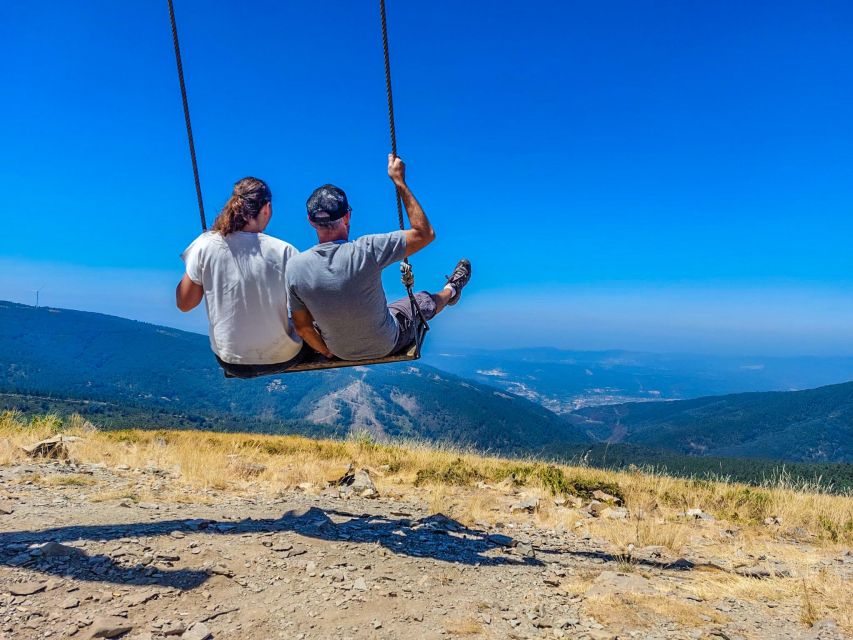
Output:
top-left (182, 231), bottom-right (303, 365)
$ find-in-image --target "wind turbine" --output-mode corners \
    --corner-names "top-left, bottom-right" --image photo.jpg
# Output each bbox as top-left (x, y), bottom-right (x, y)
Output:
top-left (33, 286), bottom-right (44, 308)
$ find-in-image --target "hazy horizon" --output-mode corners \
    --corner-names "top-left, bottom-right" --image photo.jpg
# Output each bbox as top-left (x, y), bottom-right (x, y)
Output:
top-left (4, 257), bottom-right (853, 359)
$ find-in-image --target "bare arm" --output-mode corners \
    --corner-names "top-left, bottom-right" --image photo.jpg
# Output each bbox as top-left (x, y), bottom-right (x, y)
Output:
top-left (291, 309), bottom-right (334, 358)
top-left (388, 154), bottom-right (435, 257)
top-left (175, 274), bottom-right (203, 312)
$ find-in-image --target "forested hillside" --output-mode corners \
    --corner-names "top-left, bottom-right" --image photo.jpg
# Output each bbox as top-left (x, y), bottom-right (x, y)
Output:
top-left (573, 382), bottom-right (853, 462)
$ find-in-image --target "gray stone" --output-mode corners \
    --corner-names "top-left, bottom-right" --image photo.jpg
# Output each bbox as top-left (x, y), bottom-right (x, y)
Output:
top-left (38, 541), bottom-right (86, 558)
top-left (591, 490), bottom-right (620, 504)
top-left (0, 501), bottom-right (14, 515)
top-left (685, 508), bottom-right (715, 521)
top-left (601, 507), bottom-right (628, 520)
top-left (587, 501), bottom-right (606, 517)
top-left (21, 435), bottom-right (80, 459)
top-left (162, 623), bottom-right (187, 636)
top-left (88, 616), bottom-right (134, 638)
top-left (349, 469), bottom-right (379, 499)
top-left (8, 581), bottom-right (46, 596)
top-left (487, 534), bottom-right (514, 547)
top-left (334, 466), bottom-right (380, 499)
top-left (511, 496), bottom-right (540, 513)
top-left (181, 623), bottom-right (212, 640)
top-left (60, 596), bottom-right (80, 609)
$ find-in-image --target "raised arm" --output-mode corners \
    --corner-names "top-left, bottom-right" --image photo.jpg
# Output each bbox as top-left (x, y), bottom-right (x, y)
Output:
top-left (291, 309), bottom-right (334, 359)
top-left (388, 154), bottom-right (435, 257)
top-left (175, 274), bottom-right (203, 312)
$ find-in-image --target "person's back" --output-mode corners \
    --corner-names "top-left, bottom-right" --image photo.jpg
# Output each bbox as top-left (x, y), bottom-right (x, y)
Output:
top-left (176, 177), bottom-right (303, 368)
top-left (286, 232), bottom-right (406, 360)
top-left (286, 156), bottom-right (472, 362)
top-left (183, 231), bottom-right (301, 364)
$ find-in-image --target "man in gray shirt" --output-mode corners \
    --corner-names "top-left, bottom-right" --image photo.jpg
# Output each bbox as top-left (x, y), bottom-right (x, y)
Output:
top-left (286, 154), bottom-right (471, 361)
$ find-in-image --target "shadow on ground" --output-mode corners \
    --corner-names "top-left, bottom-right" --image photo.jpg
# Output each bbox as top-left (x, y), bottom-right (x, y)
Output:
top-left (0, 506), bottom-right (541, 590)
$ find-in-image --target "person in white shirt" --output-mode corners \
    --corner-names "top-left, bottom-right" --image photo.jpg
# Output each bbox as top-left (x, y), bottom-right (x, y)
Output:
top-left (175, 177), bottom-right (305, 377)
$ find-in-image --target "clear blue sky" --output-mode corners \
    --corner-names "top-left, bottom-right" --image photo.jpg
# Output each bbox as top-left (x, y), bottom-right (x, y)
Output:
top-left (2, 1), bottom-right (853, 355)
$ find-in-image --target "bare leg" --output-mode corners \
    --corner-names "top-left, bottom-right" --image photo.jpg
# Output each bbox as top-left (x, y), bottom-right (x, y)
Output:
top-left (430, 288), bottom-right (454, 316)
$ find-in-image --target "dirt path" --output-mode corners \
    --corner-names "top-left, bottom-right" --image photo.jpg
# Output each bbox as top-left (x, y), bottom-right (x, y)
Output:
top-left (0, 460), bottom-right (848, 640)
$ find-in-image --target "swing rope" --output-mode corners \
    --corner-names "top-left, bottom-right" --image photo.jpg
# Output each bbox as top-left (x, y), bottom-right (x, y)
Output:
top-left (379, 0), bottom-right (430, 337)
top-left (167, 0), bottom-right (206, 231)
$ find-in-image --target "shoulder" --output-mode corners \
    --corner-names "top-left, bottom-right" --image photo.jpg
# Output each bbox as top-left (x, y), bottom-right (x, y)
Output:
top-left (355, 231), bottom-right (405, 247)
top-left (284, 248), bottom-right (312, 279)
top-left (182, 231), bottom-right (220, 257)
top-left (258, 233), bottom-right (298, 254)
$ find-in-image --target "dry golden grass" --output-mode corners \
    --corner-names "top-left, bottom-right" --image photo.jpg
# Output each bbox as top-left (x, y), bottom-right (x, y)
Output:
top-left (40, 473), bottom-right (96, 487)
top-left (1, 410), bottom-right (851, 550)
top-left (584, 592), bottom-right (726, 631)
top-left (444, 618), bottom-right (483, 636)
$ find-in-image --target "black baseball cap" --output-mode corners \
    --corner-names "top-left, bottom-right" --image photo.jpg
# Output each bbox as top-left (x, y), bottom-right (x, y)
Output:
top-left (306, 184), bottom-right (350, 224)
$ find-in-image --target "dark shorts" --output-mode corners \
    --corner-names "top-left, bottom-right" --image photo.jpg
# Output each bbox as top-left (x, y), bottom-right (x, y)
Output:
top-left (215, 343), bottom-right (312, 379)
top-left (388, 291), bottom-right (437, 354)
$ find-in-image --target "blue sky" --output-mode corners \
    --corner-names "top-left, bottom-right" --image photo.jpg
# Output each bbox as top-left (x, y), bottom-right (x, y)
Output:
top-left (2, 0), bottom-right (853, 355)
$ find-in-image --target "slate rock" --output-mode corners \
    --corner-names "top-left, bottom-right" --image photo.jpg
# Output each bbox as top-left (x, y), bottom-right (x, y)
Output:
top-left (181, 623), bottom-right (212, 640)
top-left (487, 534), bottom-right (515, 547)
top-left (510, 496), bottom-right (540, 513)
top-left (39, 541), bottom-right (86, 558)
top-left (587, 501), bottom-right (606, 517)
top-left (340, 469), bottom-right (379, 499)
top-left (9, 581), bottom-right (46, 596)
top-left (591, 490), bottom-right (620, 504)
top-left (88, 616), bottom-right (134, 638)
top-left (685, 508), bottom-right (715, 521)
top-left (600, 507), bottom-right (628, 520)
top-left (22, 435), bottom-right (72, 459)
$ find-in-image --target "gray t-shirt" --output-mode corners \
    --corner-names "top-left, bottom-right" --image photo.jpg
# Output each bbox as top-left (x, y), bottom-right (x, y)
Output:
top-left (286, 231), bottom-right (407, 360)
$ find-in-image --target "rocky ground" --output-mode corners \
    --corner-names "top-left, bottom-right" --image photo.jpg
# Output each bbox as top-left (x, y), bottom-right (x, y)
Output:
top-left (1, 459), bottom-right (850, 640)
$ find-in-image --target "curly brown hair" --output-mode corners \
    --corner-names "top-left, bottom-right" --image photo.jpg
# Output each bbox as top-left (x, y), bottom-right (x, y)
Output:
top-left (211, 177), bottom-right (272, 236)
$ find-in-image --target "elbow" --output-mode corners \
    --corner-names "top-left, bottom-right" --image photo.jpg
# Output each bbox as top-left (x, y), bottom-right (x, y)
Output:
top-left (175, 288), bottom-right (188, 312)
top-left (418, 227), bottom-right (436, 247)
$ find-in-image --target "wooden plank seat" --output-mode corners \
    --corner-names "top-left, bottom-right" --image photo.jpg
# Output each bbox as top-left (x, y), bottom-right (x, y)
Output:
top-left (220, 322), bottom-right (427, 378)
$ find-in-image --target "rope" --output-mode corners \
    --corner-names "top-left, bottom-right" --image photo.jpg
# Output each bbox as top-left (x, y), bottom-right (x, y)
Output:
top-left (380, 0), bottom-right (429, 342)
top-left (167, 0), bottom-right (207, 231)
top-left (380, 0), bottom-right (405, 234)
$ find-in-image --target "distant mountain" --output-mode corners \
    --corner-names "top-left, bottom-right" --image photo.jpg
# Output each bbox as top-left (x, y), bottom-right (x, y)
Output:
top-left (571, 383), bottom-right (853, 462)
top-left (0, 301), bottom-right (587, 454)
top-left (423, 347), bottom-right (853, 412)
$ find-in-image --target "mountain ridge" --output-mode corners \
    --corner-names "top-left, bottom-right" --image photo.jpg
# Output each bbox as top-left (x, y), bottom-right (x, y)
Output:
top-left (571, 381), bottom-right (853, 462)
top-left (0, 300), bottom-right (588, 454)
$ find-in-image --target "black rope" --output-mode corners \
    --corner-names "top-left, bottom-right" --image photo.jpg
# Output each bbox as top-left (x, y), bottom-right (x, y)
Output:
top-left (379, 0), bottom-right (429, 341)
top-left (380, 0), bottom-right (405, 235)
top-left (167, 0), bottom-right (206, 231)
